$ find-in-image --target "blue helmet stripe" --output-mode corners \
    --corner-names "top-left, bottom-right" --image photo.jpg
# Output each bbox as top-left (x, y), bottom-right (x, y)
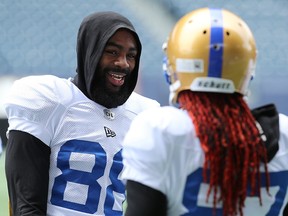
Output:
top-left (208, 8), bottom-right (224, 78)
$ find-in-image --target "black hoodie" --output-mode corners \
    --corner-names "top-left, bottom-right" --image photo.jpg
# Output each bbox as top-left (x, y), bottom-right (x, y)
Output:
top-left (73, 11), bottom-right (142, 105)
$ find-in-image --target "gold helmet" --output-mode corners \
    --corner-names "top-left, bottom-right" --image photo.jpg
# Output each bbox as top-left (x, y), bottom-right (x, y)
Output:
top-left (163, 8), bottom-right (257, 106)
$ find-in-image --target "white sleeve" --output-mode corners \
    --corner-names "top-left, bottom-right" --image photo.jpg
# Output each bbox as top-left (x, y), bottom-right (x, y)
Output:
top-left (121, 106), bottom-right (194, 195)
top-left (278, 113), bottom-right (288, 158)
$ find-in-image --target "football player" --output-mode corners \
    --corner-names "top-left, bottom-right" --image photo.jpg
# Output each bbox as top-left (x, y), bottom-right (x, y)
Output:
top-left (4, 11), bottom-right (159, 215)
top-left (121, 8), bottom-right (288, 216)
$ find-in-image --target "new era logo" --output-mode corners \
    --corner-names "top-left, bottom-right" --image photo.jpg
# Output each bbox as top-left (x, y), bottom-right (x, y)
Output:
top-left (104, 126), bottom-right (116, 137)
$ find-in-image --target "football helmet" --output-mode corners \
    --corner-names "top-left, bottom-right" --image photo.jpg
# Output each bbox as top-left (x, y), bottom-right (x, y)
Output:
top-left (163, 8), bottom-right (257, 106)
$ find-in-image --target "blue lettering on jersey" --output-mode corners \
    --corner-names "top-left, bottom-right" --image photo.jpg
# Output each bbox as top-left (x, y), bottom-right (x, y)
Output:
top-left (104, 150), bottom-right (125, 215)
top-left (182, 168), bottom-right (288, 215)
top-left (50, 140), bottom-right (124, 215)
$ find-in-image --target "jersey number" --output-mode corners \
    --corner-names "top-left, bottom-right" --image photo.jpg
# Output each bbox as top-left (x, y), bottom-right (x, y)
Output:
top-left (182, 168), bottom-right (288, 215)
top-left (50, 140), bottom-right (124, 215)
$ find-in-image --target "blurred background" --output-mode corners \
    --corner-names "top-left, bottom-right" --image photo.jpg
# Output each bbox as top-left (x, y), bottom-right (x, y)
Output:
top-left (0, 0), bottom-right (287, 215)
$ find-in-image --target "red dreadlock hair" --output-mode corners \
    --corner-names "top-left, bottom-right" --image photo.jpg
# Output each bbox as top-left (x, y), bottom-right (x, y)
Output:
top-left (178, 90), bottom-right (270, 216)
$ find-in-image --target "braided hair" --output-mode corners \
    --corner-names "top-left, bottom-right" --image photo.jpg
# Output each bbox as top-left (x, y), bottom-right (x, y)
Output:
top-left (178, 90), bottom-right (270, 216)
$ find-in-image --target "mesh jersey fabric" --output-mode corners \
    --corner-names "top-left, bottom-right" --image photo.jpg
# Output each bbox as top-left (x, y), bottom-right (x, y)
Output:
top-left (121, 106), bottom-right (288, 216)
top-left (4, 74), bottom-right (159, 216)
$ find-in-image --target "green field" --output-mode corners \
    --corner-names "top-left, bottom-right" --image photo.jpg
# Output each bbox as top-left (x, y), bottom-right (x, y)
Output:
top-left (0, 149), bottom-right (9, 216)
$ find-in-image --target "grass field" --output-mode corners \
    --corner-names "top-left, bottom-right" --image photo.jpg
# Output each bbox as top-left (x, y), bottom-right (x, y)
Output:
top-left (0, 149), bottom-right (9, 216)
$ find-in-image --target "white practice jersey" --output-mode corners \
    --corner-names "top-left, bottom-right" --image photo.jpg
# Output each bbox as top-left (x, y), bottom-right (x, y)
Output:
top-left (121, 106), bottom-right (288, 216)
top-left (4, 75), bottom-right (159, 216)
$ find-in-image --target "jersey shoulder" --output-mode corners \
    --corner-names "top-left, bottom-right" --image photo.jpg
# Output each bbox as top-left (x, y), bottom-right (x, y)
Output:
top-left (4, 75), bottom-right (83, 144)
top-left (123, 92), bottom-right (160, 115)
top-left (279, 113), bottom-right (288, 152)
top-left (4, 75), bottom-right (86, 110)
top-left (279, 113), bottom-right (288, 132)
top-left (122, 106), bottom-right (197, 201)
top-left (5, 75), bottom-right (78, 105)
top-left (123, 106), bottom-right (194, 154)
top-left (134, 106), bottom-right (193, 135)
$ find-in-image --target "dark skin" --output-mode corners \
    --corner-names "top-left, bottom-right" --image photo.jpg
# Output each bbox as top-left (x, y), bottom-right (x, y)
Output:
top-left (5, 29), bottom-right (140, 216)
top-left (91, 29), bottom-right (138, 108)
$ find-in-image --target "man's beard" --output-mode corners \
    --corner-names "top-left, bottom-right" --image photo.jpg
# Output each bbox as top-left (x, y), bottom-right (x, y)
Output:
top-left (91, 67), bottom-right (132, 108)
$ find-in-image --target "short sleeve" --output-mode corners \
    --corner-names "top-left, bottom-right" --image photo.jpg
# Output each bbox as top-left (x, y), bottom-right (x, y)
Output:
top-left (4, 76), bottom-right (67, 145)
top-left (121, 106), bottom-right (194, 194)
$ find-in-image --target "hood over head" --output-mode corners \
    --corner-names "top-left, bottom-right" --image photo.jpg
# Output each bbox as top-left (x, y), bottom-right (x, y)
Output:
top-left (73, 11), bottom-right (142, 104)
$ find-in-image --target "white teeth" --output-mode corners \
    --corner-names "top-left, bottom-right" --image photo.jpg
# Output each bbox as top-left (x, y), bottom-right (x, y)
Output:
top-left (111, 73), bottom-right (124, 80)
top-left (113, 74), bottom-right (123, 78)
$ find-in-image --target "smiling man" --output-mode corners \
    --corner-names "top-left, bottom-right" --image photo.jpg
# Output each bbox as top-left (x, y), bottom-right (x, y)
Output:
top-left (91, 29), bottom-right (139, 108)
top-left (4, 11), bottom-right (159, 216)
